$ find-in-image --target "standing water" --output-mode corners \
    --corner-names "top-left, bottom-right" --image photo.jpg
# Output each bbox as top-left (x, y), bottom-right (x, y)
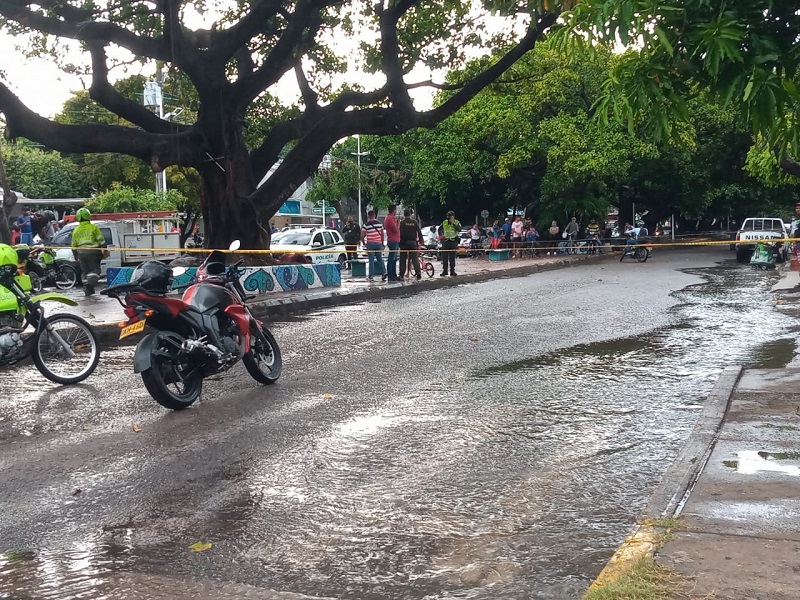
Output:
top-left (0, 260), bottom-right (797, 600)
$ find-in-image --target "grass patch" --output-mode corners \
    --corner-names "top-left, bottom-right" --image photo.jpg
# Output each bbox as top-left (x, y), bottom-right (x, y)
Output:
top-left (583, 519), bottom-right (690, 600)
top-left (582, 557), bottom-right (679, 600)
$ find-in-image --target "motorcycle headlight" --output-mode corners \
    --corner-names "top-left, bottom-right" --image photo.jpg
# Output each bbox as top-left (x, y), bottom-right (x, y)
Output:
top-left (0, 264), bottom-right (17, 280)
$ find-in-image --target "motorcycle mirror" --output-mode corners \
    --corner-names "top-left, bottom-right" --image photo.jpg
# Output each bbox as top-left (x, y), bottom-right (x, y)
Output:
top-left (172, 266), bottom-right (186, 277)
top-left (229, 240), bottom-right (241, 252)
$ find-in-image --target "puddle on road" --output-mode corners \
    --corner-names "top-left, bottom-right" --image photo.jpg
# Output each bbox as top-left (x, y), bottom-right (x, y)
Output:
top-left (2, 260), bottom-right (799, 600)
top-left (722, 450), bottom-right (800, 476)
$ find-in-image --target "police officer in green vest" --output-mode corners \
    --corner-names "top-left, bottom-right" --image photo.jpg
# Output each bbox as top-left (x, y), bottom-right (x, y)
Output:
top-left (440, 210), bottom-right (461, 277)
top-left (71, 208), bottom-right (106, 296)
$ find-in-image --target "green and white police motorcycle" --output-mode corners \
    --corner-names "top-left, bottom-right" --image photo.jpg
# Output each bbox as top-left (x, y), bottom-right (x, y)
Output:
top-left (0, 244), bottom-right (99, 384)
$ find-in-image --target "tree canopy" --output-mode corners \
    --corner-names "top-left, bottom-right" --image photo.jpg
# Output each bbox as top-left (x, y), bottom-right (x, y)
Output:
top-left (1, 1), bottom-right (797, 249)
top-left (0, 0), bottom-right (563, 249)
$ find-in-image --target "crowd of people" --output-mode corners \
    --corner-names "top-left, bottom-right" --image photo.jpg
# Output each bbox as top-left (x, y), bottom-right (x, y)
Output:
top-left (339, 209), bottom-right (641, 281)
top-left (10, 207), bottom-right (59, 246)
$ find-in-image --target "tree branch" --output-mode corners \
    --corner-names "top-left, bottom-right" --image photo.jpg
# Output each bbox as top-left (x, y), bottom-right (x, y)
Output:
top-left (0, 81), bottom-right (199, 169)
top-left (419, 13), bottom-right (558, 127)
top-left (86, 42), bottom-right (186, 134)
top-left (0, 0), bottom-right (171, 60)
top-left (379, 0), bottom-right (421, 116)
top-left (232, 0), bottom-right (329, 108)
top-left (248, 86), bottom-right (391, 182)
top-left (779, 154), bottom-right (800, 179)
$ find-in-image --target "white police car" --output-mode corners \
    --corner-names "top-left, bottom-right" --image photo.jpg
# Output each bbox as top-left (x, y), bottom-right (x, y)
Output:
top-left (270, 226), bottom-right (348, 266)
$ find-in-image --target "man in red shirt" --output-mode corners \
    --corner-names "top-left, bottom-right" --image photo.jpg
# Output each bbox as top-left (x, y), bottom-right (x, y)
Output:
top-left (383, 204), bottom-right (401, 282)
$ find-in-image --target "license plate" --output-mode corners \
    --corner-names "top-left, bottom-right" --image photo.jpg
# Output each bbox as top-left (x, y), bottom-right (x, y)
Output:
top-left (119, 319), bottom-right (147, 340)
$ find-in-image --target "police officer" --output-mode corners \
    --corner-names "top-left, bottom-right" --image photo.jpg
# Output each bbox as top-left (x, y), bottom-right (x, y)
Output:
top-left (440, 210), bottom-right (461, 277)
top-left (399, 209), bottom-right (425, 279)
top-left (71, 208), bottom-right (106, 296)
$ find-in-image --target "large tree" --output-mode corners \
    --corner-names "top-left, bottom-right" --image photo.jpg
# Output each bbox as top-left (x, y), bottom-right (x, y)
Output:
top-left (0, 0), bottom-right (563, 250)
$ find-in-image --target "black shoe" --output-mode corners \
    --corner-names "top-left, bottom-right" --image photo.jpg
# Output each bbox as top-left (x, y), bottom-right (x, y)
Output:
top-left (451, 272), bottom-right (458, 277)
top-left (440, 272), bottom-right (448, 277)
top-left (84, 286), bottom-right (95, 296)
top-left (382, 274), bottom-right (388, 281)
top-left (416, 274), bottom-right (422, 280)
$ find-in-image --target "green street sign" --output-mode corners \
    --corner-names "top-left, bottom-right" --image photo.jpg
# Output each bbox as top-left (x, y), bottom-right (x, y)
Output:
top-left (312, 206), bottom-right (336, 214)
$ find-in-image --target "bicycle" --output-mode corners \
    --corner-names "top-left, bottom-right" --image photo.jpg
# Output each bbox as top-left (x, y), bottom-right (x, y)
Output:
top-left (399, 248), bottom-right (436, 278)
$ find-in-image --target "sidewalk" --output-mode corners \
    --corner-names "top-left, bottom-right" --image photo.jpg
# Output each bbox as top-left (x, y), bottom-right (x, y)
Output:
top-left (654, 366), bottom-right (800, 599)
top-left (53, 251), bottom-right (597, 347)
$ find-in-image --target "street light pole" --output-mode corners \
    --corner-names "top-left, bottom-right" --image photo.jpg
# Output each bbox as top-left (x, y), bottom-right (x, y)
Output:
top-left (352, 135), bottom-right (370, 228)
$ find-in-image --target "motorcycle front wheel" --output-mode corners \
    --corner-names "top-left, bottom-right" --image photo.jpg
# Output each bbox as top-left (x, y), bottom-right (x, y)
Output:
top-left (243, 323), bottom-right (282, 384)
top-left (55, 263), bottom-right (78, 290)
top-left (636, 247), bottom-right (649, 263)
top-left (29, 272), bottom-right (43, 293)
top-left (32, 314), bottom-right (99, 384)
top-left (139, 332), bottom-right (204, 410)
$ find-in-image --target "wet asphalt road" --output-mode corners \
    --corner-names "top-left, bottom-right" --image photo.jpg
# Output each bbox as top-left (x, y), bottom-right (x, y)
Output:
top-left (1, 247), bottom-right (797, 600)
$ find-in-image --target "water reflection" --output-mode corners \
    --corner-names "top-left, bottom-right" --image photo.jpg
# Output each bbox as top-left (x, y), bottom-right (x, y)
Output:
top-left (723, 450), bottom-right (800, 476)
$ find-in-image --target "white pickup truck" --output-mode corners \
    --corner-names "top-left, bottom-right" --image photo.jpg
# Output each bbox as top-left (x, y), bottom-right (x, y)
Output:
top-left (50, 219), bottom-right (181, 277)
top-left (734, 217), bottom-right (790, 263)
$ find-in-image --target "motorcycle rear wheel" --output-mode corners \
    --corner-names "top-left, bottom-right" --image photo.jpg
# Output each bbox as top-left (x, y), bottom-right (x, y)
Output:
top-left (32, 313), bottom-right (99, 384)
top-left (140, 333), bottom-right (204, 409)
top-left (243, 323), bottom-right (282, 384)
top-left (636, 247), bottom-right (649, 263)
top-left (55, 264), bottom-right (78, 290)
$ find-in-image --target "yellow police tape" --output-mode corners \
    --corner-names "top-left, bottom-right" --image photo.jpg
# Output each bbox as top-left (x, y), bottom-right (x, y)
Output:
top-left (56, 236), bottom-right (797, 256)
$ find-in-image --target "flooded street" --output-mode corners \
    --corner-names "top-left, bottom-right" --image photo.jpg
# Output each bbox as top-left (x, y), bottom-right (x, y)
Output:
top-left (0, 248), bottom-right (797, 599)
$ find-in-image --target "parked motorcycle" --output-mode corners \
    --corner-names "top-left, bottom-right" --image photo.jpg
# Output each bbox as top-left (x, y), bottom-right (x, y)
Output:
top-left (0, 244), bottom-right (99, 384)
top-left (30, 246), bottom-right (79, 290)
top-left (14, 244), bottom-right (45, 293)
top-left (102, 241), bottom-right (282, 410)
top-left (585, 231), bottom-right (603, 255)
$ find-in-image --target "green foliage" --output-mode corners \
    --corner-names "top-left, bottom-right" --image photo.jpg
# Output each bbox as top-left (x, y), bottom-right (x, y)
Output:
top-left (555, 1), bottom-right (800, 154)
top-left (307, 138), bottom-right (406, 218)
top-left (1, 142), bottom-right (89, 198)
top-left (85, 184), bottom-right (186, 214)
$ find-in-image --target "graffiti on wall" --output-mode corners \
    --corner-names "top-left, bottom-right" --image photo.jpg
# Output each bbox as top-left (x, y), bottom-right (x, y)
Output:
top-left (106, 263), bottom-right (341, 293)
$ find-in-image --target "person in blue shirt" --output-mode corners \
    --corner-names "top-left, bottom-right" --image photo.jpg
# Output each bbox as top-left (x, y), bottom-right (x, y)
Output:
top-left (501, 218), bottom-right (512, 245)
top-left (16, 208), bottom-right (33, 245)
top-left (524, 225), bottom-right (540, 256)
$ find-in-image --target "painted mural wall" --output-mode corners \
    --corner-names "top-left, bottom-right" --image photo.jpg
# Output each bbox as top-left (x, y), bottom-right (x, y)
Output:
top-left (107, 263), bottom-right (342, 293)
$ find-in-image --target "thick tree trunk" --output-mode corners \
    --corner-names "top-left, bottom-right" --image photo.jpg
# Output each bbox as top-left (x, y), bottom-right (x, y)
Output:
top-left (199, 164), bottom-right (270, 253)
top-left (196, 112), bottom-right (271, 255)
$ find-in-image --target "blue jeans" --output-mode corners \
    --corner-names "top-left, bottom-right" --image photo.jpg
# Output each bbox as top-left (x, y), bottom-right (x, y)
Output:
top-left (386, 241), bottom-right (400, 279)
top-left (365, 242), bottom-right (385, 278)
top-left (20, 233), bottom-right (33, 245)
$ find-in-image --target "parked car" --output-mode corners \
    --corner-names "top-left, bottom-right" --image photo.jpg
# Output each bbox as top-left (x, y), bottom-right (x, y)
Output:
top-left (270, 226), bottom-right (348, 266)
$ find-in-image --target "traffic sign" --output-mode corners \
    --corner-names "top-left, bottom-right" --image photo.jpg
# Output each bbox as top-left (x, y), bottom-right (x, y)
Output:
top-left (312, 206), bottom-right (336, 214)
top-left (480, 210), bottom-right (489, 219)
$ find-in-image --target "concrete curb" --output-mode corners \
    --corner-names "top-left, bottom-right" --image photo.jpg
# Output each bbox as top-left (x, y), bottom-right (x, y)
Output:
top-left (583, 365), bottom-right (743, 597)
top-left (643, 364), bottom-right (742, 519)
top-left (93, 254), bottom-right (599, 349)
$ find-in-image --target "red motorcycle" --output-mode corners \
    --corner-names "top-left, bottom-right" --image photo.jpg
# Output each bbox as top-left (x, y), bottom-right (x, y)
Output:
top-left (102, 241), bottom-right (281, 409)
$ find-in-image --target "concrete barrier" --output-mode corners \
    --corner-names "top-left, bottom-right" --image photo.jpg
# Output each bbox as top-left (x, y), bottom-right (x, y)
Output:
top-left (107, 262), bottom-right (342, 293)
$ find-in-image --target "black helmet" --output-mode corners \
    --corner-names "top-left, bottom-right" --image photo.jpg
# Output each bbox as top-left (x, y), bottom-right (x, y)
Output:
top-left (130, 261), bottom-right (173, 294)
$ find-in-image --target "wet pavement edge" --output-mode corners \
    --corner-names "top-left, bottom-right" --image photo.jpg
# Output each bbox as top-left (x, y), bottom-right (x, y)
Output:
top-left (91, 254), bottom-right (595, 349)
top-left (583, 365), bottom-right (743, 596)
